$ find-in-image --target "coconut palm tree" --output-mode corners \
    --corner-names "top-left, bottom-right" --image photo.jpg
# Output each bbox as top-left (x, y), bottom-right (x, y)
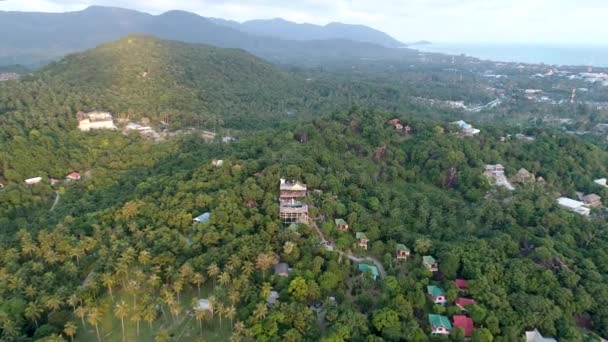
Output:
top-left (24, 302), bottom-right (42, 328)
top-left (75, 306), bottom-right (87, 327)
top-left (241, 261), bottom-right (254, 278)
top-left (191, 273), bottom-right (205, 296)
top-left (87, 306), bottom-right (102, 342)
top-left (131, 304), bottom-right (142, 337)
top-left (101, 273), bottom-right (116, 302)
top-left (218, 272), bottom-right (231, 288)
top-left (207, 263), bottom-right (220, 286)
top-left (253, 303), bottom-right (267, 322)
top-left (45, 294), bottom-right (62, 312)
top-left (114, 300), bottom-right (129, 341)
top-left (64, 321), bottom-right (77, 342)
top-left (225, 305), bottom-right (236, 326)
top-left (194, 309), bottom-right (206, 336)
top-left (143, 304), bottom-right (157, 329)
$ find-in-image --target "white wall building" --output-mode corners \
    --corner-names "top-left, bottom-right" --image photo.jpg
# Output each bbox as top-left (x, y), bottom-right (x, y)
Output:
top-left (557, 197), bottom-right (591, 216)
top-left (77, 111), bottom-right (117, 132)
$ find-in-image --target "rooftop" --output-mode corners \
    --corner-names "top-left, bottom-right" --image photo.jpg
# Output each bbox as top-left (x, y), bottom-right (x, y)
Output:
top-left (280, 179), bottom-right (307, 191)
top-left (356, 232), bottom-right (368, 240)
top-left (455, 279), bottom-right (468, 289)
top-left (396, 243), bottom-right (410, 252)
top-left (194, 212), bottom-right (210, 223)
top-left (335, 218), bottom-right (347, 226)
top-left (455, 297), bottom-right (477, 308)
top-left (427, 285), bottom-right (445, 298)
top-left (358, 263), bottom-right (379, 278)
top-left (423, 255), bottom-right (437, 265)
top-left (428, 314), bottom-right (452, 330)
top-left (525, 329), bottom-right (557, 342)
top-left (453, 315), bottom-right (474, 337)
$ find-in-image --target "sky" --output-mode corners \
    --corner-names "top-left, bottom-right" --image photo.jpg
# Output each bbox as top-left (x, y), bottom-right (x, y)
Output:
top-left (1, 0), bottom-right (608, 45)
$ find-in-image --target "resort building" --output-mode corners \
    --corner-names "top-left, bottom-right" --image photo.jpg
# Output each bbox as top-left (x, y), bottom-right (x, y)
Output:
top-left (77, 111), bottom-right (116, 132)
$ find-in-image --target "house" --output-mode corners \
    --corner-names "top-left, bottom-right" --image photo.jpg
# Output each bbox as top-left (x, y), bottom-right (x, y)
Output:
top-left (280, 179), bottom-right (307, 200)
top-left (582, 194), bottom-right (602, 208)
top-left (193, 212), bottom-right (210, 224)
top-left (455, 297), bottom-right (477, 311)
top-left (65, 172), bottom-right (81, 181)
top-left (211, 160), bottom-right (224, 167)
top-left (594, 178), bottom-right (607, 187)
top-left (25, 177), bottom-right (42, 185)
top-left (429, 314), bottom-right (452, 335)
top-left (358, 263), bottom-right (379, 281)
top-left (452, 315), bottom-right (474, 337)
top-left (267, 291), bottom-right (279, 305)
top-left (427, 285), bottom-right (447, 304)
top-left (335, 218), bottom-right (349, 231)
top-left (222, 136), bottom-right (238, 143)
top-left (525, 329), bottom-right (557, 342)
top-left (50, 178), bottom-right (59, 186)
top-left (453, 120), bottom-right (480, 136)
top-left (483, 164), bottom-right (515, 190)
top-left (396, 244), bottom-right (410, 259)
top-left (423, 255), bottom-right (438, 272)
top-left (513, 168), bottom-right (536, 184)
top-left (274, 263), bottom-right (290, 277)
top-left (77, 111), bottom-right (116, 132)
top-left (454, 279), bottom-right (468, 291)
top-left (280, 179), bottom-right (309, 224)
top-left (557, 197), bottom-right (591, 216)
top-left (356, 232), bottom-right (369, 250)
top-left (195, 299), bottom-right (213, 313)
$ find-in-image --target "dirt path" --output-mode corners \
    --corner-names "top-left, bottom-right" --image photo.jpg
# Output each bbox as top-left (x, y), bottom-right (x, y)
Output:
top-left (309, 219), bottom-right (387, 278)
top-left (50, 190), bottom-right (60, 211)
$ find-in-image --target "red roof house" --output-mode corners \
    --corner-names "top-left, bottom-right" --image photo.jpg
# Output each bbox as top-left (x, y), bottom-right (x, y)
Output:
top-left (66, 172), bottom-right (81, 181)
top-left (453, 315), bottom-right (474, 337)
top-left (50, 178), bottom-right (59, 186)
top-left (455, 279), bottom-right (468, 290)
top-left (455, 297), bottom-right (477, 311)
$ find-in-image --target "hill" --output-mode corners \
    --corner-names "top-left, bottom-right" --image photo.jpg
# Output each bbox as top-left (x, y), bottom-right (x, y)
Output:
top-left (209, 17), bottom-right (404, 48)
top-left (32, 35), bottom-right (305, 128)
top-left (0, 6), bottom-right (406, 67)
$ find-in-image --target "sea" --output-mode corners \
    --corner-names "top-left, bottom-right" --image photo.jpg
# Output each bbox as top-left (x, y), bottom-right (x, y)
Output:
top-left (414, 43), bottom-right (608, 67)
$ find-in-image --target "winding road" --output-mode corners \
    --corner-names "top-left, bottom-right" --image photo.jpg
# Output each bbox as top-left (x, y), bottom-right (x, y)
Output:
top-left (50, 190), bottom-right (60, 211)
top-left (310, 219), bottom-right (387, 278)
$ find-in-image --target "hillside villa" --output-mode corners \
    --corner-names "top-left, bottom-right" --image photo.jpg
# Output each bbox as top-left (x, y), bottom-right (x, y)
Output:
top-left (335, 218), bottom-right (349, 231)
top-left (427, 285), bottom-right (447, 304)
top-left (356, 232), bottom-right (369, 250)
top-left (396, 244), bottom-right (410, 260)
top-left (423, 255), bottom-right (438, 272)
top-left (557, 197), bottom-right (591, 216)
top-left (65, 172), bottom-right (81, 181)
top-left (429, 314), bottom-right (452, 335)
top-left (77, 111), bottom-right (117, 132)
top-left (483, 164), bottom-right (515, 190)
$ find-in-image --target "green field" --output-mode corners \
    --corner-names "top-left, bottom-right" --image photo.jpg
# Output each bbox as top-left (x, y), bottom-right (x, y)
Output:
top-left (75, 289), bottom-right (233, 342)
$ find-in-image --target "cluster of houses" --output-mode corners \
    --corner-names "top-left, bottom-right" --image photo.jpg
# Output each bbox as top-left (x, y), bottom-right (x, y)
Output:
top-left (77, 111), bottom-right (117, 132)
top-left (279, 179), bottom-right (309, 224)
top-left (557, 193), bottom-right (602, 217)
top-left (387, 118), bottom-right (412, 134)
top-left (453, 120), bottom-right (480, 136)
top-left (24, 172), bottom-right (81, 186)
top-left (427, 279), bottom-right (477, 337)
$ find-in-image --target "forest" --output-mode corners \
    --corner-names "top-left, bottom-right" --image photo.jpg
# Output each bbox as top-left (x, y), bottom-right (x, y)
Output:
top-left (3, 36), bottom-right (608, 342)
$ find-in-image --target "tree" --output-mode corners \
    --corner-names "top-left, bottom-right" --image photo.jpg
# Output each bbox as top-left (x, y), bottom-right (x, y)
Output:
top-left (192, 273), bottom-right (205, 296)
top-left (207, 263), bottom-right (220, 286)
top-left (256, 253), bottom-right (274, 278)
top-left (24, 302), bottom-right (42, 328)
top-left (225, 305), bottom-right (237, 326)
top-left (372, 308), bottom-right (400, 333)
top-left (115, 300), bottom-right (129, 341)
top-left (75, 306), bottom-right (87, 327)
top-left (101, 273), bottom-right (116, 302)
top-left (253, 303), bottom-right (268, 322)
top-left (472, 328), bottom-right (493, 342)
top-left (87, 307), bottom-right (103, 342)
top-left (194, 309), bottom-right (207, 336)
top-left (63, 321), bottom-right (77, 342)
top-left (131, 304), bottom-right (142, 337)
top-left (288, 276), bottom-right (309, 302)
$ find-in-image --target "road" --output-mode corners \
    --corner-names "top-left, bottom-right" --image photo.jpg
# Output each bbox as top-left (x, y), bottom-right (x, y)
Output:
top-left (50, 190), bottom-right (60, 211)
top-left (310, 219), bottom-right (387, 278)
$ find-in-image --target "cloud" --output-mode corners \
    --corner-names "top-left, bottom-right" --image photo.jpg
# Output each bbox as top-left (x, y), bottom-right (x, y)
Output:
top-left (1, 0), bottom-right (607, 44)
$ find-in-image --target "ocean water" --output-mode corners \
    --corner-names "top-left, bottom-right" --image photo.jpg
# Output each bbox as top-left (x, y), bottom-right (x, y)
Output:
top-left (414, 43), bottom-right (608, 67)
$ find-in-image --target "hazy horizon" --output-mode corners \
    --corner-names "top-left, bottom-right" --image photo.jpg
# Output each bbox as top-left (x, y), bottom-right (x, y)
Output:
top-left (2, 0), bottom-right (608, 45)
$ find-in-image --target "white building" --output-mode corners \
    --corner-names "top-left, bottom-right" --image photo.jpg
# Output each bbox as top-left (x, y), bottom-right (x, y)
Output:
top-left (453, 120), bottom-right (480, 136)
top-left (77, 111), bottom-right (117, 132)
top-left (594, 178), bottom-right (607, 187)
top-left (25, 177), bottom-right (42, 185)
top-left (525, 329), bottom-right (557, 342)
top-left (557, 197), bottom-right (591, 216)
top-left (194, 298), bottom-right (213, 313)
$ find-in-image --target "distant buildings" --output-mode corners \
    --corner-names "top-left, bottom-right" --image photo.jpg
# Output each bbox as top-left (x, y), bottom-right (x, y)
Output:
top-left (483, 164), bottom-right (515, 190)
top-left (453, 120), bottom-right (480, 136)
top-left (557, 197), bottom-right (591, 216)
top-left (0, 73), bottom-right (19, 82)
top-left (77, 111), bottom-right (116, 132)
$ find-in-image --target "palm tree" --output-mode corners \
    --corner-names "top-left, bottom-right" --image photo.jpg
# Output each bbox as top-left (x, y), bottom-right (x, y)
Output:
top-left (75, 306), bottom-right (87, 327)
top-left (227, 255), bottom-right (241, 274)
top-left (67, 294), bottom-right (80, 312)
top-left (173, 279), bottom-right (184, 303)
top-left (253, 303), bottom-right (268, 322)
top-left (138, 250), bottom-right (151, 266)
top-left (194, 309), bottom-right (206, 336)
top-left (24, 302), bottom-right (42, 328)
top-left (155, 329), bottom-right (170, 342)
top-left (218, 272), bottom-right (231, 288)
top-left (24, 285), bottom-right (37, 299)
top-left (64, 321), bottom-right (78, 342)
top-left (255, 253), bottom-right (274, 279)
top-left (148, 273), bottom-right (161, 289)
top-left (215, 302), bottom-right (225, 327)
top-left (207, 263), bottom-right (220, 286)
top-left (114, 300), bottom-right (129, 341)
top-left (101, 273), bottom-right (116, 302)
top-left (241, 261), bottom-right (254, 278)
top-left (191, 273), bottom-right (205, 296)
top-left (87, 307), bottom-right (102, 342)
top-left (225, 305), bottom-right (236, 326)
top-left (143, 304), bottom-right (157, 329)
top-left (260, 282), bottom-right (272, 301)
top-left (45, 294), bottom-right (62, 312)
top-left (131, 304), bottom-right (142, 337)
top-left (2, 318), bottom-right (18, 340)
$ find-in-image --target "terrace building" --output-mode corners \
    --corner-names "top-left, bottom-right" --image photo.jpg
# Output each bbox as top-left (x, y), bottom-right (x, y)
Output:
top-left (279, 179), bottom-right (309, 224)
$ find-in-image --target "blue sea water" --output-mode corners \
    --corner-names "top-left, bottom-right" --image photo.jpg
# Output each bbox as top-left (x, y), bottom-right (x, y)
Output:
top-left (414, 43), bottom-right (608, 67)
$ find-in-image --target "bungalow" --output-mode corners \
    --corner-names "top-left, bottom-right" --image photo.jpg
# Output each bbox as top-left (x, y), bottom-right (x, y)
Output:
top-left (582, 194), bottom-right (602, 208)
top-left (193, 212), bottom-right (211, 224)
top-left (423, 255), bottom-right (438, 272)
top-left (274, 263), bottom-right (290, 277)
top-left (194, 299), bottom-right (213, 314)
top-left (335, 218), bottom-right (349, 231)
top-left (454, 279), bottom-right (468, 291)
top-left (427, 285), bottom-right (447, 304)
top-left (396, 244), bottom-right (410, 260)
top-left (266, 291), bottom-right (279, 306)
top-left (211, 160), bottom-right (224, 167)
top-left (356, 232), bottom-right (369, 250)
top-left (455, 297), bottom-right (477, 311)
top-left (428, 314), bottom-right (452, 335)
top-left (525, 329), bottom-right (557, 342)
top-left (452, 315), bottom-right (474, 337)
top-left (594, 178), bottom-right (608, 187)
top-left (66, 172), bottom-right (81, 181)
top-left (358, 263), bottom-right (379, 281)
top-left (25, 177), bottom-right (42, 185)
top-left (557, 197), bottom-right (591, 216)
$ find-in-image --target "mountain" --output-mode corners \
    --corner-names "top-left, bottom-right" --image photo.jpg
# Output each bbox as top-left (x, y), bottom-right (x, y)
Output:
top-left (31, 35), bottom-right (305, 128)
top-left (209, 17), bottom-right (404, 48)
top-left (0, 6), bottom-right (406, 67)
